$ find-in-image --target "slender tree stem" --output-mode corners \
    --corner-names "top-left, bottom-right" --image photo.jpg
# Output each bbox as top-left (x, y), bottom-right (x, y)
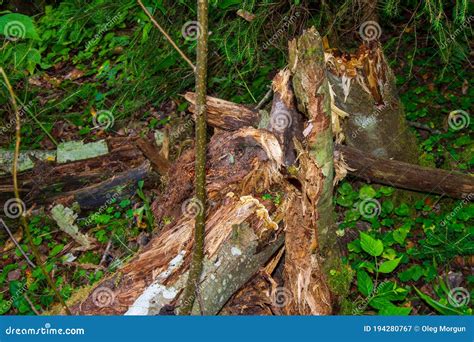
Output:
top-left (0, 68), bottom-right (71, 315)
top-left (137, 0), bottom-right (196, 70)
top-left (180, 0), bottom-right (208, 315)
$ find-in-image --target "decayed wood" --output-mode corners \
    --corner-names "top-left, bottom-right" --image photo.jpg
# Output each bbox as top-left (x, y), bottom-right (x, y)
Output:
top-left (325, 42), bottom-right (420, 164)
top-left (284, 27), bottom-right (337, 315)
top-left (337, 145), bottom-right (474, 199)
top-left (67, 127), bottom-right (290, 315)
top-left (184, 93), bottom-right (473, 199)
top-left (267, 69), bottom-right (304, 166)
top-left (184, 92), bottom-right (259, 130)
top-left (136, 138), bottom-right (170, 174)
top-left (0, 138), bottom-right (152, 208)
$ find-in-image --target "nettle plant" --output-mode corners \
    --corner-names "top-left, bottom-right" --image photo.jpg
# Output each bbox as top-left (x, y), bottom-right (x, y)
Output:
top-left (336, 182), bottom-right (473, 315)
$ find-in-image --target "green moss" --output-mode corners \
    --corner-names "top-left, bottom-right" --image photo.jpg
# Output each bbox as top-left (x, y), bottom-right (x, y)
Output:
top-left (325, 259), bottom-right (354, 297)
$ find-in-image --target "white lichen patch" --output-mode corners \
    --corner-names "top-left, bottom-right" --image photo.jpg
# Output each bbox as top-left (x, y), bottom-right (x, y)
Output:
top-left (125, 283), bottom-right (177, 316)
top-left (231, 247), bottom-right (242, 256)
top-left (155, 250), bottom-right (186, 282)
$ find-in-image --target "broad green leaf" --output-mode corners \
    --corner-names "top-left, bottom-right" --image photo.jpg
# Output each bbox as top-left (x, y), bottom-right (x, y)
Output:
top-left (359, 185), bottom-right (377, 199)
top-left (338, 182), bottom-right (354, 195)
top-left (398, 265), bottom-right (424, 282)
top-left (381, 200), bottom-right (394, 214)
top-left (360, 232), bottom-right (383, 256)
top-left (395, 203), bottom-right (410, 216)
top-left (0, 13), bottom-right (40, 40)
top-left (378, 257), bottom-right (402, 273)
top-left (379, 305), bottom-right (412, 315)
top-left (357, 270), bottom-right (373, 297)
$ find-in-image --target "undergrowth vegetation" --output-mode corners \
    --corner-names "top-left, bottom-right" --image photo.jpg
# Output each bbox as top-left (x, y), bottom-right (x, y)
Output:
top-left (0, 0), bottom-right (472, 315)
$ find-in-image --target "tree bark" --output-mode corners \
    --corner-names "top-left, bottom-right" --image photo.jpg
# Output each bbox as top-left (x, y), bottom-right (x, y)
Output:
top-left (180, 0), bottom-right (210, 314)
top-left (326, 42), bottom-right (420, 164)
top-left (337, 145), bottom-right (474, 199)
top-left (65, 127), bottom-right (288, 315)
top-left (184, 93), bottom-right (473, 199)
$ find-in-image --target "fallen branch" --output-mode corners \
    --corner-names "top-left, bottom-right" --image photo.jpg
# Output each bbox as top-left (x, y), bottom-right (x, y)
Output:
top-left (185, 92), bottom-right (474, 199)
top-left (337, 145), bottom-right (474, 199)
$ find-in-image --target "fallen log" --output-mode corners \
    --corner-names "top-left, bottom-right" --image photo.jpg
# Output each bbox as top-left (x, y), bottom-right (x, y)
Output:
top-left (0, 137), bottom-right (153, 208)
top-left (185, 93), bottom-right (473, 199)
top-left (337, 145), bottom-right (474, 199)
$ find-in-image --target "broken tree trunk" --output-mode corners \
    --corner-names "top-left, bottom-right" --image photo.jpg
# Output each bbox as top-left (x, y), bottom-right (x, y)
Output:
top-left (325, 41), bottom-right (420, 164)
top-left (282, 27), bottom-right (339, 315)
top-left (66, 127), bottom-right (292, 315)
top-left (184, 94), bottom-right (473, 199)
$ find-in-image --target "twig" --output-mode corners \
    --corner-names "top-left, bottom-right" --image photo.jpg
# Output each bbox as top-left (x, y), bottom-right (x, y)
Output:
top-left (408, 121), bottom-right (442, 135)
top-left (23, 293), bottom-right (42, 315)
top-left (255, 87), bottom-right (273, 110)
top-left (14, 95), bottom-right (58, 146)
top-left (0, 219), bottom-right (36, 268)
top-left (137, 0), bottom-right (196, 70)
top-left (99, 238), bottom-right (113, 266)
top-left (180, 0), bottom-right (208, 315)
top-left (0, 67), bottom-right (71, 315)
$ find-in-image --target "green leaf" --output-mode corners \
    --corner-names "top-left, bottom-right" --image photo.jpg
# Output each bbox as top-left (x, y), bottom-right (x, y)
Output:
top-left (395, 203), bottom-right (410, 216)
top-left (359, 185), bottom-right (377, 199)
top-left (381, 200), bottom-right (394, 214)
top-left (357, 270), bottom-right (374, 297)
top-left (338, 182), bottom-right (354, 195)
top-left (398, 265), bottom-right (424, 282)
top-left (414, 287), bottom-right (464, 315)
top-left (336, 195), bottom-right (353, 207)
top-left (0, 299), bottom-right (11, 314)
top-left (49, 244), bottom-right (64, 257)
top-left (378, 257), bottom-right (402, 273)
top-left (0, 13), bottom-right (40, 40)
top-left (393, 224), bottom-right (410, 245)
top-left (379, 305), bottom-right (412, 315)
top-left (360, 232), bottom-right (383, 256)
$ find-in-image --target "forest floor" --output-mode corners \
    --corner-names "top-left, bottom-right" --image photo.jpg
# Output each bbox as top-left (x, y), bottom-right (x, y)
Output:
top-left (0, 1), bottom-right (472, 315)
